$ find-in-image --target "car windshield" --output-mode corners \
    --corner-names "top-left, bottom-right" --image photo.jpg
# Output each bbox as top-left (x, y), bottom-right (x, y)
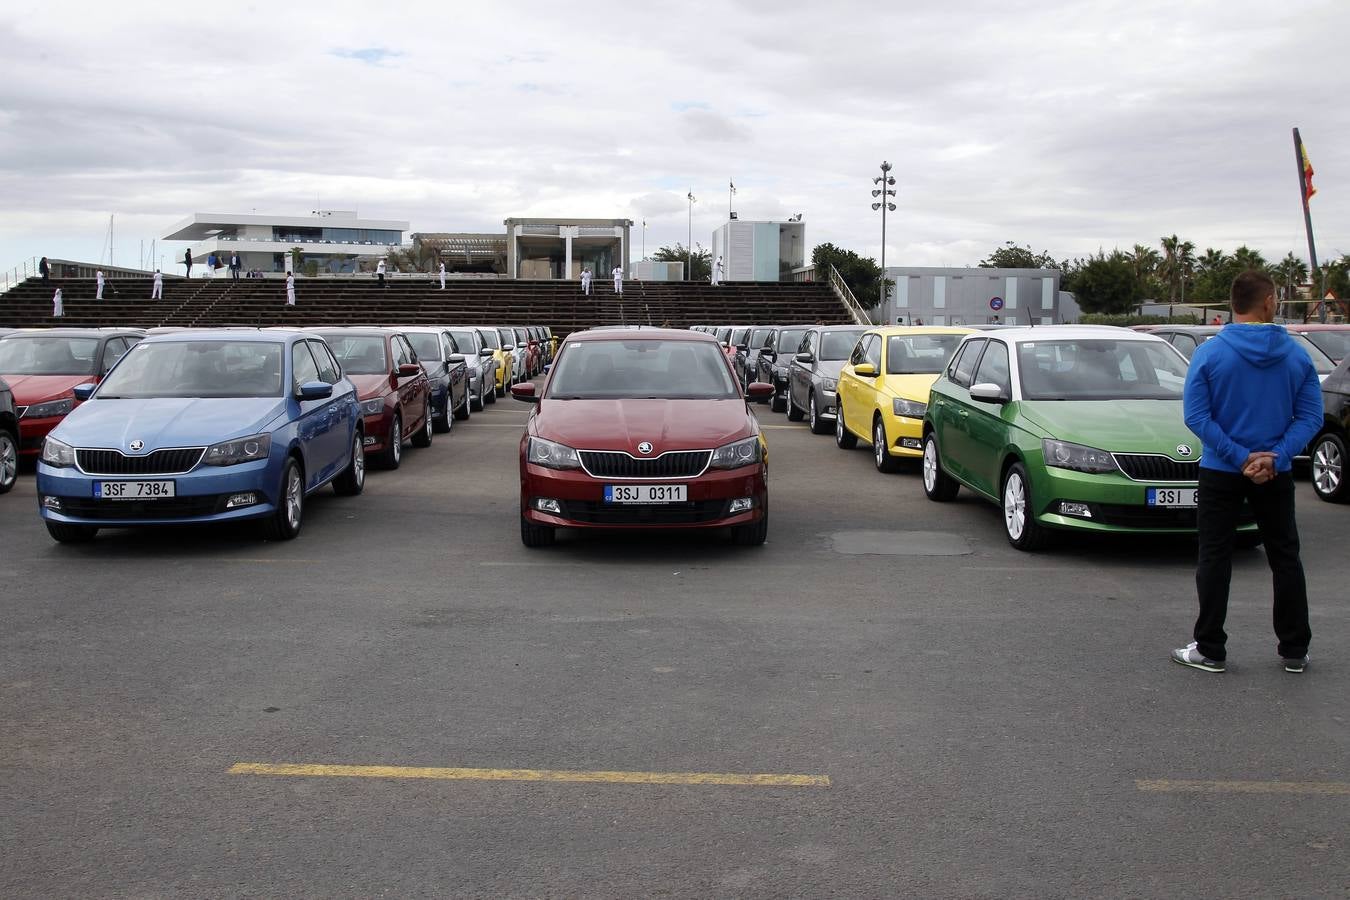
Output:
top-left (750, 328), bottom-right (774, 348)
top-left (546, 339), bottom-right (740, 400)
top-left (449, 330), bottom-right (477, 353)
top-left (0, 336), bottom-right (99, 375)
top-left (1290, 334), bottom-right (1336, 374)
top-left (1299, 330), bottom-right (1349, 363)
top-left (477, 328), bottom-right (501, 349)
top-left (97, 340), bottom-right (283, 398)
top-left (320, 335), bottom-right (389, 375)
top-left (776, 328), bottom-right (807, 353)
top-left (820, 331), bottom-right (862, 360)
top-left (887, 334), bottom-right (964, 374)
top-left (404, 333), bottom-right (443, 362)
top-left (1017, 339), bottom-right (1189, 400)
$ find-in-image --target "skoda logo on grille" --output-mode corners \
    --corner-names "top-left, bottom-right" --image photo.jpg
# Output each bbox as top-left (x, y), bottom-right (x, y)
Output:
top-left (129, 440), bottom-right (145, 453)
top-left (1176, 444), bottom-right (1193, 458)
top-left (637, 442), bottom-right (654, 455)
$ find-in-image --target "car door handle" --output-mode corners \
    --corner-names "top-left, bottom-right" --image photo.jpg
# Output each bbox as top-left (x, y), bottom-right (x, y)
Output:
top-left (958, 409), bottom-right (969, 417)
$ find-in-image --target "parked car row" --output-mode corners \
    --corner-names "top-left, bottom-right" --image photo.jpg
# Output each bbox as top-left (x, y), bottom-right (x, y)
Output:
top-left (0, 323), bottom-right (557, 544)
top-left (770, 322), bottom-right (1350, 552)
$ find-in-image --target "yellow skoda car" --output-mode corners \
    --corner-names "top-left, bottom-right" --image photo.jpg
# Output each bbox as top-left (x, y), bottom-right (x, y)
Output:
top-left (835, 326), bottom-right (974, 472)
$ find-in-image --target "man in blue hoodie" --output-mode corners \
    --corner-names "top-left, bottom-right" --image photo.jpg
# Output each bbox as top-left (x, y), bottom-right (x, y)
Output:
top-left (1173, 270), bottom-right (1322, 674)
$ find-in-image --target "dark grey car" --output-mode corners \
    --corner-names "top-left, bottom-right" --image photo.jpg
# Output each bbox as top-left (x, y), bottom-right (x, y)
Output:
top-left (740, 326), bottom-right (778, 399)
top-left (396, 327), bottom-right (470, 431)
top-left (447, 326), bottom-right (498, 411)
top-left (761, 325), bottom-right (812, 413)
top-left (0, 376), bottom-right (17, 493)
top-left (786, 325), bottom-right (870, 434)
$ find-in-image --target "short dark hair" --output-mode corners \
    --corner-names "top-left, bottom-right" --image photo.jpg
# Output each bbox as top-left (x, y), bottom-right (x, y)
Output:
top-left (1231, 270), bottom-right (1275, 314)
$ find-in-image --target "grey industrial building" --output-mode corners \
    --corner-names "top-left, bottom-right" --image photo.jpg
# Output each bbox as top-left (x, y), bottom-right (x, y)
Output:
top-left (883, 266), bottom-right (1079, 326)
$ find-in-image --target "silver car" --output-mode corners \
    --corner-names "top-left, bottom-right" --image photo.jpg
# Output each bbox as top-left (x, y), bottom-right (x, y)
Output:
top-left (786, 325), bottom-right (870, 434)
top-left (447, 326), bottom-right (498, 411)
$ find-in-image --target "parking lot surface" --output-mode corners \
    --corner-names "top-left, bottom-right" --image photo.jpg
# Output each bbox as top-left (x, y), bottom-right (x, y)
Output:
top-left (2, 400), bottom-right (1347, 898)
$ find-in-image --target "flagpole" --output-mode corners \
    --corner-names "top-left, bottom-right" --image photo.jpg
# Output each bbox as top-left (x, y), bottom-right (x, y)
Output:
top-left (1292, 127), bottom-right (1323, 322)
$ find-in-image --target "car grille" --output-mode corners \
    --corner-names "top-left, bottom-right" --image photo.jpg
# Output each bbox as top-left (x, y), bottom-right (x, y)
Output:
top-left (560, 499), bottom-right (731, 525)
top-left (76, 447), bottom-right (206, 476)
top-left (58, 495), bottom-right (225, 520)
top-left (1112, 453), bottom-right (1200, 482)
top-left (579, 450), bottom-right (711, 480)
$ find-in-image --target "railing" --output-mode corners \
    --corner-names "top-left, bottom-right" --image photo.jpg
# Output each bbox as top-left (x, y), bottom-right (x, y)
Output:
top-left (797, 264), bottom-right (873, 325)
top-left (0, 256), bottom-right (40, 295)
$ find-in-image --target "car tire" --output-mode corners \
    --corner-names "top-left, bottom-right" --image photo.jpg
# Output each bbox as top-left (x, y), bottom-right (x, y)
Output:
top-left (835, 403), bottom-right (858, 449)
top-left (487, 379), bottom-right (498, 404)
top-left (922, 432), bottom-right (960, 501)
top-left (379, 415), bottom-right (402, 469)
top-left (770, 390), bottom-right (786, 414)
top-left (873, 416), bottom-right (901, 472)
top-left (732, 508), bottom-right (768, 546)
top-left (786, 390), bottom-right (804, 421)
top-left (433, 400), bottom-right (452, 433)
top-left (0, 426), bottom-right (17, 494)
top-left (520, 514), bottom-right (555, 548)
top-left (333, 432), bottom-right (365, 496)
top-left (809, 392), bottom-right (831, 434)
top-left (1002, 462), bottom-right (1050, 551)
top-left (1310, 431), bottom-right (1348, 503)
top-left (261, 458), bottom-right (304, 541)
top-left (46, 521), bottom-right (98, 543)
top-left (453, 389), bottom-right (471, 421)
top-left (471, 381), bottom-right (485, 412)
top-left (496, 377), bottom-right (506, 398)
top-left (412, 407), bottom-right (433, 448)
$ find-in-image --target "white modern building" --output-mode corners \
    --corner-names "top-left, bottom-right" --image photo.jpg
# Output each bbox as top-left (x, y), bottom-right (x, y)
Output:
top-left (505, 218), bottom-right (632, 280)
top-left (884, 266), bottom-right (1078, 326)
top-left (711, 218), bottom-right (806, 282)
top-left (163, 211), bottom-right (409, 275)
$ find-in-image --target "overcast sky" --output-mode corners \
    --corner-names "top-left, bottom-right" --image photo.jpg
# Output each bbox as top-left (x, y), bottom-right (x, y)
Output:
top-left (1, 0), bottom-right (1346, 275)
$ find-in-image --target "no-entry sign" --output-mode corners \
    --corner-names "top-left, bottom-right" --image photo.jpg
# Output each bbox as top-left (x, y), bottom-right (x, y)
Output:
top-left (990, 297), bottom-right (1005, 311)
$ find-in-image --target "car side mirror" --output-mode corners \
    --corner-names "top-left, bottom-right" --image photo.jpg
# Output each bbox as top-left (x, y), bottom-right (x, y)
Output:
top-left (511, 382), bottom-right (539, 403)
top-left (447, 353), bottom-right (465, 364)
top-left (297, 381), bottom-right (333, 400)
top-left (503, 344), bottom-right (515, 351)
top-left (853, 363), bottom-right (878, 377)
top-left (795, 352), bottom-right (814, 364)
top-left (72, 383), bottom-right (97, 401)
top-left (479, 348), bottom-right (495, 357)
top-left (746, 382), bottom-right (775, 401)
top-left (761, 349), bottom-right (776, 359)
top-left (736, 343), bottom-right (749, 352)
top-left (969, 382), bottom-right (1010, 404)
top-left (397, 363), bottom-right (422, 377)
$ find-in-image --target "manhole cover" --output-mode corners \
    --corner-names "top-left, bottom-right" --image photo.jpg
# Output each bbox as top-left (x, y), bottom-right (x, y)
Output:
top-left (829, 530), bottom-right (972, 556)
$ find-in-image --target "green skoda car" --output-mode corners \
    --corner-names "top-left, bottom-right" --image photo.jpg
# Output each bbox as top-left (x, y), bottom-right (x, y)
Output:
top-left (920, 326), bottom-right (1258, 550)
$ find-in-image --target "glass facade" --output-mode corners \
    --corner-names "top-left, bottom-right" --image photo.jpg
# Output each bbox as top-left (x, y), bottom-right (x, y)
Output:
top-left (271, 227), bottom-right (401, 244)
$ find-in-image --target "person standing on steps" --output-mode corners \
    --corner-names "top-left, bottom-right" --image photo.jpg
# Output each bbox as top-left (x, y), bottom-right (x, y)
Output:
top-left (1171, 270), bottom-right (1321, 676)
top-left (229, 251), bottom-right (241, 282)
top-left (184, 248), bottom-right (193, 279)
top-left (439, 261), bottom-right (446, 290)
top-left (611, 265), bottom-right (623, 296)
top-left (52, 287), bottom-right (63, 317)
top-left (712, 255), bottom-right (724, 286)
top-left (39, 256), bottom-right (50, 282)
top-left (376, 257), bottom-right (387, 287)
top-left (95, 269), bottom-right (104, 300)
top-left (285, 270), bottom-right (296, 306)
top-left (151, 269), bottom-right (163, 300)
top-left (580, 266), bottom-right (592, 296)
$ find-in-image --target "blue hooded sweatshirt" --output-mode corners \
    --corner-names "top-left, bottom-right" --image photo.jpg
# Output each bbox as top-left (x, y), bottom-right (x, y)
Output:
top-left (1182, 324), bottom-right (1322, 473)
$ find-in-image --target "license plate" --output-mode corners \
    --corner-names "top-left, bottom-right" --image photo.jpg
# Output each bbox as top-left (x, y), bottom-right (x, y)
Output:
top-left (95, 480), bottom-right (176, 500)
top-left (1147, 487), bottom-right (1197, 508)
top-left (604, 484), bottom-right (687, 504)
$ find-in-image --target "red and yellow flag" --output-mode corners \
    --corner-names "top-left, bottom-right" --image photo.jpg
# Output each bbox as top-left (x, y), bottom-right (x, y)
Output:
top-left (1301, 143), bottom-right (1316, 202)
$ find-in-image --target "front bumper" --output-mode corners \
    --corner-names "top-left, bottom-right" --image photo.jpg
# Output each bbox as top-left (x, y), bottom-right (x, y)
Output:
top-left (521, 462), bottom-right (767, 529)
top-left (1028, 463), bottom-right (1256, 534)
top-left (880, 411), bottom-right (926, 458)
top-left (361, 409), bottom-right (395, 452)
top-left (37, 457), bottom-right (279, 526)
top-left (817, 388), bottom-right (839, 419)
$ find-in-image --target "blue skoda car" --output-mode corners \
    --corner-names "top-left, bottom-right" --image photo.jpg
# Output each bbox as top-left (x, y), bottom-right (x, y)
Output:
top-left (36, 330), bottom-right (365, 543)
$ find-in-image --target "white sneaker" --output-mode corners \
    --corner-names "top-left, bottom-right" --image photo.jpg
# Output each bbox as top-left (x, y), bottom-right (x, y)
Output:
top-left (1171, 642), bottom-right (1225, 673)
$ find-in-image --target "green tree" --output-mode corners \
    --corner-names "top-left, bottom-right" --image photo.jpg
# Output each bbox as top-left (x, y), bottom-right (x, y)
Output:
top-left (1190, 248), bottom-right (1234, 301)
top-left (811, 242), bottom-right (887, 309)
top-left (652, 243), bottom-right (711, 281)
top-left (978, 241), bottom-right (1060, 269)
top-left (1231, 245), bottom-right (1268, 272)
top-left (1158, 235), bottom-right (1196, 303)
top-left (1128, 243), bottom-right (1163, 298)
top-left (1067, 250), bottom-right (1145, 315)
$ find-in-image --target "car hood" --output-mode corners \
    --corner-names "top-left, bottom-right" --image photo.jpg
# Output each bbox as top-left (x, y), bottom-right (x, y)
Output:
top-left (1017, 399), bottom-right (1194, 454)
top-left (2, 374), bottom-right (93, 404)
top-left (534, 398), bottom-right (753, 453)
top-left (53, 397), bottom-right (288, 450)
top-left (879, 373), bottom-right (942, 401)
top-left (349, 373), bottom-right (395, 400)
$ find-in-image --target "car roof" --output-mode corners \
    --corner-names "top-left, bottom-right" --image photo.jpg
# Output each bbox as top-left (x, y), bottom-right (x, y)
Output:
top-left (867, 325), bottom-right (976, 337)
top-left (808, 323), bottom-right (871, 332)
top-left (141, 328), bottom-right (298, 344)
top-left (0, 327), bottom-right (143, 339)
top-left (974, 325), bottom-right (1169, 343)
top-left (567, 328), bottom-right (714, 342)
top-left (307, 326), bottom-right (394, 336)
top-left (1285, 323), bottom-right (1350, 331)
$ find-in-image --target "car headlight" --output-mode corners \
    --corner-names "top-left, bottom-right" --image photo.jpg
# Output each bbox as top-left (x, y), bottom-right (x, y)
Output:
top-left (360, 398), bottom-right (386, 416)
top-left (1042, 439), bottom-right (1118, 475)
top-left (203, 434), bottom-right (272, 466)
top-left (25, 397), bottom-right (75, 419)
top-left (41, 436), bottom-right (76, 468)
top-left (820, 377), bottom-right (838, 392)
top-left (893, 398), bottom-right (927, 418)
top-left (710, 436), bottom-right (762, 469)
top-left (527, 436), bottom-right (582, 470)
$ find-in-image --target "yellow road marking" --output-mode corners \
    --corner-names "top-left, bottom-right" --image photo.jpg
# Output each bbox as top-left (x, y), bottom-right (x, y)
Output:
top-left (229, 762), bottom-right (829, 787)
top-left (1136, 779), bottom-right (1350, 795)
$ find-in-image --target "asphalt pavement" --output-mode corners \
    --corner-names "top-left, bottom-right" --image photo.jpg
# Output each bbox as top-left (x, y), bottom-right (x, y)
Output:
top-left (1, 397), bottom-right (1347, 898)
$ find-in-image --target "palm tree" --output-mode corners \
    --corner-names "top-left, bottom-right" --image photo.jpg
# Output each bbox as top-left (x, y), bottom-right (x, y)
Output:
top-left (1230, 245), bottom-right (1268, 272)
top-left (1197, 248), bottom-right (1229, 275)
top-left (1129, 243), bottom-right (1161, 296)
top-left (1159, 235), bottom-right (1196, 304)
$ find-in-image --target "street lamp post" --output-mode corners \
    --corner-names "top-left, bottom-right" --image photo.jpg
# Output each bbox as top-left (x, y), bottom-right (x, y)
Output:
top-left (686, 191), bottom-right (696, 281)
top-left (872, 161), bottom-right (897, 320)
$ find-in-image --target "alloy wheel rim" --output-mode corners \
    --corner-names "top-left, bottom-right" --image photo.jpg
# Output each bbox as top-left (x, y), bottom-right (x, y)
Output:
top-left (353, 438), bottom-right (365, 487)
top-left (285, 467), bottom-right (302, 529)
top-left (835, 408), bottom-right (845, 443)
top-left (874, 422), bottom-right (885, 466)
top-left (1313, 441), bottom-right (1341, 494)
top-left (809, 396), bottom-right (817, 428)
top-left (923, 440), bottom-right (937, 491)
top-left (392, 420), bottom-right (401, 462)
top-left (427, 411), bottom-right (433, 439)
top-left (0, 434), bottom-right (16, 486)
top-left (1004, 473), bottom-right (1026, 539)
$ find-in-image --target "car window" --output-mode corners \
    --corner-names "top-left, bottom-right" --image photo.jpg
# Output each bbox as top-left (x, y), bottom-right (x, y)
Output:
top-left (308, 340), bottom-right (339, 384)
top-left (449, 330), bottom-right (479, 354)
top-left (972, 340), bottom-right (1011, 394)
top-left (477, 328), bottom-right (500, 350)
top-left (849, 335), bottom-right (870, 366)
top-left (1290, 334), bottom-right (1336, 375)
top-left (863, 335), bottom-right (882, 369)
top-left (394, 336), bottom-right (414, 367)
top-left (750, 328), bottom-right (774, 349)
top-left (97, 340), bottom-right (283, 399)
top-left (776, 328), bottom-right (807, 354)
top-left (1170, 333), bottom-right (1197, 359)
top-left (886, 334), bottom-right (963, 375)
top-left (100, 338), bottom-right (129, 373)
top-left (819, 331), bottom-right (862, 360)
top-left (320, 335), bottom-right (389, 375)
top-left (292, 340), bottom-right (321, 390)
top-left (404, 332), bottom-right (442, 362)
top-left (1017, 339), bottom-right (1189, 400)
top-left (547, 339), bottom-right (740, 400)
top-left (950, 339), bottom-right (986, 388)
top-left (1301, 330), bottom-right (1349, 363)
top-left (0, 336), bottom-right (100, 375)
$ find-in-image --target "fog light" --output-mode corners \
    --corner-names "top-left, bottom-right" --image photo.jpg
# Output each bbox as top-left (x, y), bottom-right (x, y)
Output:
top-left (225, 492), bottom-right (258, 509)
top-left (729, 497), bottom-right (754, 513)
top-left (42, 495), bottom-right (62, 510)
top-left (363, 436), bottom-right (376, 446)
top-left (1058, 501), bottom-right (1092, 518)
top-left (534, 498), bottom-right (562, 514)
top-left (901, 437), bottom-right (922, 450)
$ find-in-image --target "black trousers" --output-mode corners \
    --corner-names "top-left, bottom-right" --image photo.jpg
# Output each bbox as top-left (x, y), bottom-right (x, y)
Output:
top-left (1194, 468), bottom-right (1310, 661)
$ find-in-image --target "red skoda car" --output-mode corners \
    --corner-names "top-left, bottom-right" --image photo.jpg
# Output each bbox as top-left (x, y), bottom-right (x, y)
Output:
top-left (513, 329), bottom-right (773, 546)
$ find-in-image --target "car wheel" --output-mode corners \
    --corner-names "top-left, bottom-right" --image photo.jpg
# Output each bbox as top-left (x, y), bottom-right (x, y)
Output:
top-left (471, 381), bottom-right (485, 412)
top-left (262, 458), bottom-right (304, 541)
top-left (872, 416), bottom-right (902, 472)
top-left (433, 393), bottom-right (452, 433)
top-left (0, 427), bottom-right (17, 494)
top-left (1310, 432), bottom-right (1348, 503)
top-left (835, 403), bottom-right (858, 449)
top-left (380, 415), bottom-right (402, 469)
top-left (412, 406), bottom-right (433, 447)
top-left (495, 377), bottom-right (506, 398)
top-left (454, 388), bottom-right (471, 420)
top-left (1002, 462), bottom-right (1050, 551)
top-left (333, 432), bottom-right (365, 496)
top-left (770, 390), bottom-right (786, 414)
top-left (809, 392), bottom-right (830, 434)
top-left (786, 390), bottom-right (804, 421)
top-left (520, 514), bottom-right (555, 547)
top-left (487, 379), bottom-right (498, 403)
top-left (45, 521), bottom-right (98, 543)
top-left (731, 508), bottom-right (768, 546)
top-left (922, 432), bottom-right (960, 501)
